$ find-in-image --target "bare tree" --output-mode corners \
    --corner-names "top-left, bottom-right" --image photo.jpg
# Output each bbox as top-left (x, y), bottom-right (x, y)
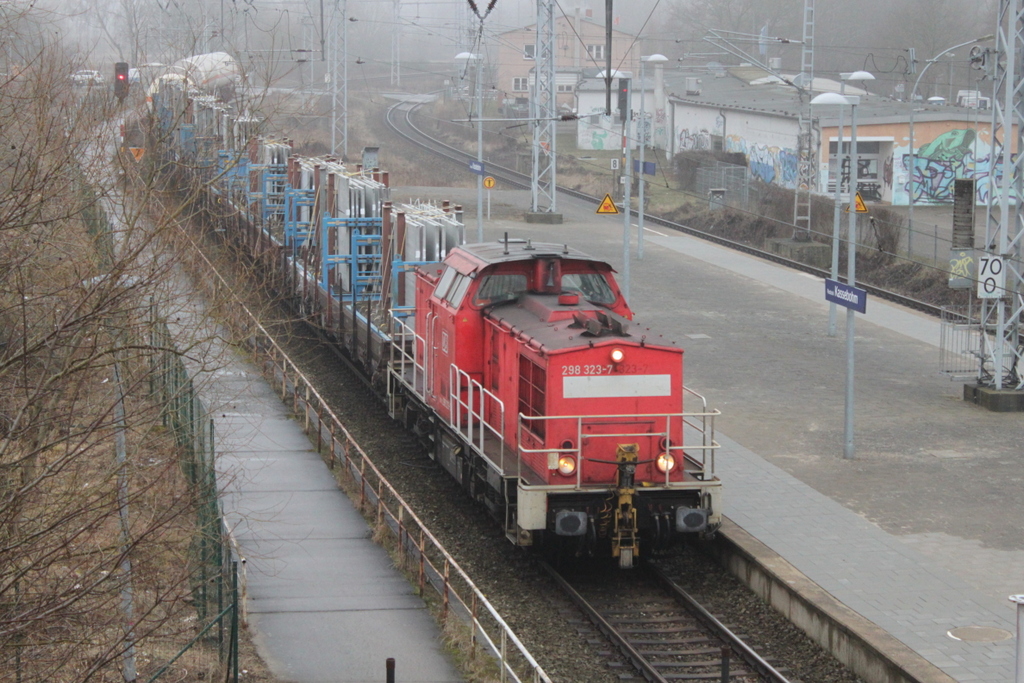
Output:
top-left (0, 7), bottom-right (243, 681)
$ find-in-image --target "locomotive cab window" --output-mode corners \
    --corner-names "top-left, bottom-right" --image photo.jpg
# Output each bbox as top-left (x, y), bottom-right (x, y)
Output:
top-left (562, 273), bottom-right (616, 305)
top-left (445, 273), bottom-right (472, 308)
top-left (473, 273), bottom-right (528, 306)
top-left (432, 267), bottom-right (457, 301)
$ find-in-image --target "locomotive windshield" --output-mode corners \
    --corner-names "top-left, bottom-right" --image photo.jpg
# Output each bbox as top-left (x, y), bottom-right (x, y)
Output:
top-left (562, 273), bottom-right (616, 305)
top-left (473, 273), bottom-right (528, 306)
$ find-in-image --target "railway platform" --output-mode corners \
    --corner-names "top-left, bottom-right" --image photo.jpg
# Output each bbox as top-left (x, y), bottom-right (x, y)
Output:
top-left (395, 185), bottom-right (1024, 683)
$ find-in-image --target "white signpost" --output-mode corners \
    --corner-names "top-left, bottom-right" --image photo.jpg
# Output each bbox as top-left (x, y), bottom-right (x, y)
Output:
top-left (977, 254), bottom-right (1006, 299)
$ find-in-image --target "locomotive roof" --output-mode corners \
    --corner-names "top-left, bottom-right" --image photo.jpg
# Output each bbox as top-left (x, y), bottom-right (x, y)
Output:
top-left (446, 239), bottom-right (610, 275)
top-left (486, 293), bottom-right (680, 353)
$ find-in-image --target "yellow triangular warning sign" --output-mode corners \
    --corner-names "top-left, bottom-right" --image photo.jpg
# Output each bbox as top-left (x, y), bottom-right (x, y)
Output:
top-left (845, 192), bottom-right (869, 213)
top-left (129, 147), bottom-right (145, 162)
top-left (597, 193), bottom-right (619, 214)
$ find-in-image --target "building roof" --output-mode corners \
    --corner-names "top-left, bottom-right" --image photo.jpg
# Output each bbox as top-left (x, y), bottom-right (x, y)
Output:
top-left (496, 14), bottom-right (634, 38)
top-left (665, 64), bottom-right (993, 126)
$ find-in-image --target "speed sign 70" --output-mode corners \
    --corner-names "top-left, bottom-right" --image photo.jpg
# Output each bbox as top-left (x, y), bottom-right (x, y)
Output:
top-left (977, 254), bottom-right (1005, 299)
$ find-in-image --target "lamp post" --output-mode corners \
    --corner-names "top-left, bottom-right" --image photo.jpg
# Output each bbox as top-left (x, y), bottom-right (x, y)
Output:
top-left (812, 90), bottom-right (861, 459)
top-left (456, 50), bottom-right (484, 242)
top-left (907, 35), bottom-right (993, 254)
top-left (637, 54), bottom-right (667, 260)
top-left (828, 71), bottom-right (874, 338)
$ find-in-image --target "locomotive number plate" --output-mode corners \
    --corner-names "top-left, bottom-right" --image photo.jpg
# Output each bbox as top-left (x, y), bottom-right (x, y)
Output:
top-left (562, 374), bottom-right (672, 399)
top-left (561, 364), bottom-right (648, 376)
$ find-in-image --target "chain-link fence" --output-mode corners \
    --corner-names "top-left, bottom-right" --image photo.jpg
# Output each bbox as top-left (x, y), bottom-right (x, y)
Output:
top-left (149, 315), bottom-right (240, 683)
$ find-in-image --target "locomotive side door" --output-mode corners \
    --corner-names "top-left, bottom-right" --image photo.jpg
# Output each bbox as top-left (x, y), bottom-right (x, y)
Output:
top-left (427, 303), bottom-right (454, 421)
top-left (484, 322), bottom-right (503, 428)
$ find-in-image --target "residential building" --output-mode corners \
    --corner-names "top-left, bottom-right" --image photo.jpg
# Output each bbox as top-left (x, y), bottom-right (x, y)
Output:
top-left (492, 9), bottom-right (640, 111)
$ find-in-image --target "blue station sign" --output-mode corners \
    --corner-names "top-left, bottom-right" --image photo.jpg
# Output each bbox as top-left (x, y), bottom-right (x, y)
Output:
top-left (469, 160), bottom-right (485, 176)
top-left (825, 278), bottom-right (867, 314)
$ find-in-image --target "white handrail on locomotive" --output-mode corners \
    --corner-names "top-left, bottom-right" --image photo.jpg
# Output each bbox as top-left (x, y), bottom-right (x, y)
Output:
top-left (389, 309), bottom-right (719, 490)
top-left (515, 399), bottom-right (721, 490)
top-left (451, 364), bottom-right (507, 466)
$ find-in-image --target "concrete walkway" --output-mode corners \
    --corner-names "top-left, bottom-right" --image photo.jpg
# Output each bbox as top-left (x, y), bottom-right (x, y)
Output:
top-left (169, 322), bottom-right (462, 682)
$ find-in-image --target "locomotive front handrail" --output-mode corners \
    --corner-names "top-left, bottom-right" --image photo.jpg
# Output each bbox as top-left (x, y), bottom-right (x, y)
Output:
top-left (517, 407), bottom-right (720, 490)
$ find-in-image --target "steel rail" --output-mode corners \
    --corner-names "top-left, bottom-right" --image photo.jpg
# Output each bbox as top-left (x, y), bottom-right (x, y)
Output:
top-left (537, 558), bottom-right (793, 683)
top-left (646, 562), bottom-right (791, 683)
top-left (535, 560), bottom-right (670, 683)
top-left (384, 100), bottom-right (945, 318)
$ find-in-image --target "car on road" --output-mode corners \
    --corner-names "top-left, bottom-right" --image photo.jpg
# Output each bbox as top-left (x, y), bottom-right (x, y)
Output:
top-left (71, 70), bottom-right (104, 87)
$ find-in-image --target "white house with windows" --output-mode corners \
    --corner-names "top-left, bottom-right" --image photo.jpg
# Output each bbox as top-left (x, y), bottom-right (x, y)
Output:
top-left (492, 10), bottom-right (639, 111)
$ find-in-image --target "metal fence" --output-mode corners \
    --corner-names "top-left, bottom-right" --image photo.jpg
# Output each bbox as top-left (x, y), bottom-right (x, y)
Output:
top-left (939, 304), bottom-right (981, 380)
top-left (149, 315), bottom-right (240, 683)
top-left (179, 228), bottom-right (552, 683)
top-left (695, 161), bottom-right (753, 209)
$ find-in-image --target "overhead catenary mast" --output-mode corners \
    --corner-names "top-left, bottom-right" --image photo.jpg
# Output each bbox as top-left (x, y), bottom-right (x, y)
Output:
top-left (328, 0), bottom-right (348, 159)
top-left (529, 0), bottom-right (559, 219)
top-left (977, 0), bottom-right (1024, 393)
top-left (792, 0), bottom-right (816, 241)
top-left (391, 0), bottom-right (401, 86)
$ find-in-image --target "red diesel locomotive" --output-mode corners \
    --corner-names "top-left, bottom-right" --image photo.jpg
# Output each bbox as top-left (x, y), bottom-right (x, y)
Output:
top-left (390, 238), bottom-right (721, 567)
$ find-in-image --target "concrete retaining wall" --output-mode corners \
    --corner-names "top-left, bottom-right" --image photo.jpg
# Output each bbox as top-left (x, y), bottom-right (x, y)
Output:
top-left (712, 519), bottom-right (957, 683)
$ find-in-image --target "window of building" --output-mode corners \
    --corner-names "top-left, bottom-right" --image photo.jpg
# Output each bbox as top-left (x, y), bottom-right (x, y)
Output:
top-left (513, 77), bottom-right (529, 93)
top-left (518, 356), bottom-right (546, 438)
top-left (524, 44), bottom-right (536, 60)
top-left (557, 84), bottom-right (573, 93)
top-left (586, 44), bottom-right (605, 61)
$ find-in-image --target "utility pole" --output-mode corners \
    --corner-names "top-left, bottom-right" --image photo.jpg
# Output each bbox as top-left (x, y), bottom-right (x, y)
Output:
top-left (977, 0), bottom-right (1024, 392)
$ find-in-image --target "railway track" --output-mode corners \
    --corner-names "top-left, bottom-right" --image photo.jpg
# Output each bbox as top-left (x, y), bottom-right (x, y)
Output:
top-left (539, 559), bottom-right (791, 683)
top-left (384, 98), bottom-right (945, 318)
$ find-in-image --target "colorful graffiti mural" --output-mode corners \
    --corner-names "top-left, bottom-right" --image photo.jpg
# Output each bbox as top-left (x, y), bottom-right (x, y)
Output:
top-left (900, 128), bottom-right (1011, 205)
top-left (725, 136), bottom-right (799, 188)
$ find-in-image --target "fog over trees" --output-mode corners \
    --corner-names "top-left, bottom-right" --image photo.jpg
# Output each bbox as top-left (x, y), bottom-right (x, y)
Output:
top-left (37, 0), bottom-right (1001, 96)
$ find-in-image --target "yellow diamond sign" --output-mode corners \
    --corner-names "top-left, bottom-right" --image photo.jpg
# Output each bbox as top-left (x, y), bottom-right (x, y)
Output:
top-left (597, 193), bottom-right (619, 214)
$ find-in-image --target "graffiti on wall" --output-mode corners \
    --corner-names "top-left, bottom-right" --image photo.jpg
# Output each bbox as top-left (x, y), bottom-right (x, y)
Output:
top-left (725, 135), bottom-right (799, 188)
top-left (577, 110), bottom-right (617, 150)
top-left (901, 128), bottom-right (1013, 204)
top-left (678, 128), bottom-right (713, 151)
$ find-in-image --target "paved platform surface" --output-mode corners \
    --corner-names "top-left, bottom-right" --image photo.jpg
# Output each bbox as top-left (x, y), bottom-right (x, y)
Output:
top-left (393, 185), bottom-right (1024, 682)
top-left (175, 333), bottom-right (462, 681)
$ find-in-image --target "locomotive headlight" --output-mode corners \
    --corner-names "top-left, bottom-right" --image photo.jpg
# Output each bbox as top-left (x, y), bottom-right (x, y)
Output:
top-left (557, 456), bottom-right (577, 476)
top-left (609, 347), bottom-right (625, 363)
top-left (656, 452), bottom-right (676, 473)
